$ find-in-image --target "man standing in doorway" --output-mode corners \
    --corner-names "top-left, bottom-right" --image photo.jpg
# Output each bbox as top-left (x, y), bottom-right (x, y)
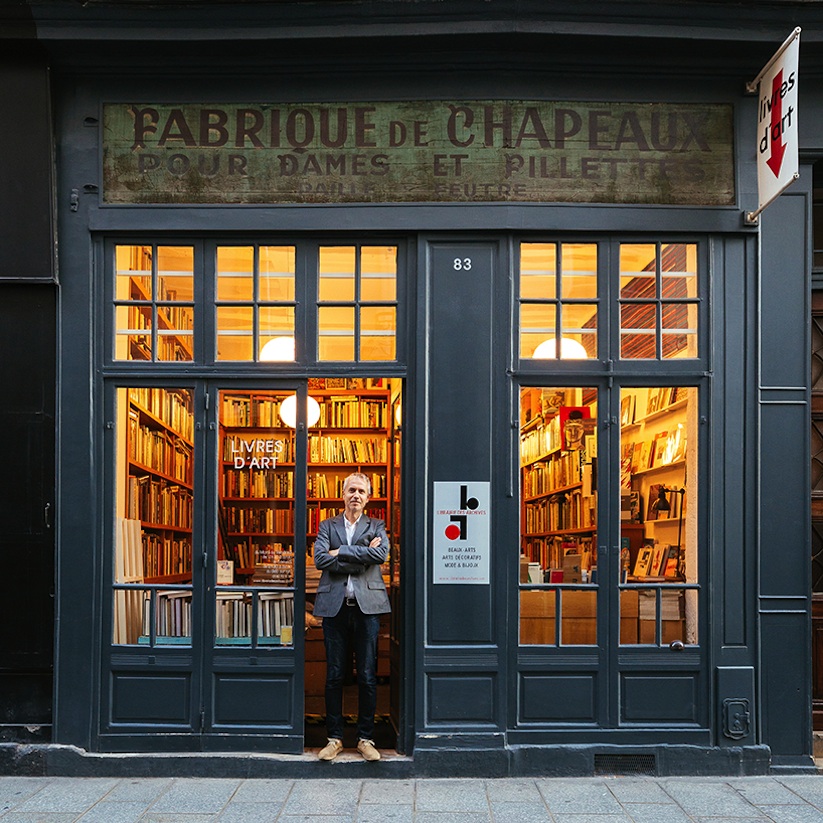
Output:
top-left (313, 472), bottom-right (390, 761)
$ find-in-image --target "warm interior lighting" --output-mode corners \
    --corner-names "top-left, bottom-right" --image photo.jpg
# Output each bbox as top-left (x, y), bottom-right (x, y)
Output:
top-left (533, 337), bottom-right (589, 359)
top-left (259, 336), bottom-right (295, 361)
top-left (279, 394), bottom-right (320, 428)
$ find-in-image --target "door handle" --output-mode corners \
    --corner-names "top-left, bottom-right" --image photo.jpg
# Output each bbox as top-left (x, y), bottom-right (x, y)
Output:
top-left (669, 639), bottom-right (685, 651)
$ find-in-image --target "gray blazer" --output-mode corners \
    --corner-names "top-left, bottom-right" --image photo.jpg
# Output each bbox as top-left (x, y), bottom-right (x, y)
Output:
top-left (313, 513), bottom-right (391, 617)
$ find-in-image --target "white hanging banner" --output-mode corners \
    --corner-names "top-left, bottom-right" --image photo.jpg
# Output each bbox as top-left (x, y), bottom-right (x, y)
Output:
top-left (747, 28), bottom-right (801, 222)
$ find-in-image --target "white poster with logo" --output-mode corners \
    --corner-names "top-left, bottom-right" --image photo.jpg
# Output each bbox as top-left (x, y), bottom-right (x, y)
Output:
top-left (433, 481), bottom-right (490, 584)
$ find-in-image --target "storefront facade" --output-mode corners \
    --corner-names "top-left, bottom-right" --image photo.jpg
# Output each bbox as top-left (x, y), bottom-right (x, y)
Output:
top-left (6, 0), bottom-right (823, 775)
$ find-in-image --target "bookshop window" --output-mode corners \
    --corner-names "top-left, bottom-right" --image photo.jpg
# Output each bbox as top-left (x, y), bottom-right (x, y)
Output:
top-left (216, 245), bottom-right (296, 362)
top-left (519, 387), bottom-right (598, 645)
top-left (115, 245), bottom-right (194, 361)
top-left (318, 245), bottom-right (397, 361)
top-left (217, 390), bottom-right (297, 646)
top-left (619, 243), bottom-right (698, 360)
top-left (519, 243), bottom-right (598, 360)
top-left (619, 386), bottom-right (698, 646)
top-left (113, 387), bottom-right (194, 646)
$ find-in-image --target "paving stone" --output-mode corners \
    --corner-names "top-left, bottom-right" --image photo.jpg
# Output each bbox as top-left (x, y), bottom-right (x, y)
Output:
top-left (0, 814), bottom-right (78, 823)
top-left (217, 801), bottom-right (287, 822)
top-left (484, 780), bottom-right (543, 803)
top-left (552, 815), bottom-right (634, 823)
top-left (659, 779), bottom-right (763, 817)
top-left (359, 779), bottom-right (416, 805)
top-left (279, 816), bottom-right (355, 823)
top-left (536, 780), bottom-right (624, 815)
top-left (489, 800), bottom-right (552, 822)
top-left (229, 779), bottom-right (294, 803)
top-left (356, 801), bottom-right (414, 823)
top-left (604, 777), bottom-right (677, 805)
top-left (282, 779), bottom-right (362, 816)
top-left (103, 779), bottom-right (175, 803)
top-left (76, 800), bottom-right (150, 822)
top-left (414, 814), bottom-right (492, 823)
top-left (9, 777), bottom-right (119, 813)
top-left (415, 780), bottom-right (491, 813)
top-left (622, 804), bottom-right (693, 823)
top-left (0, 777), bottom-right (54, 807)
top-left (140, 815), bottom-right (217, 823)
top-left (732, 778), bottom-right (808, 806)
top-left (146, 779), bottom-right (241, 814)
top-left (775, 776), bottom-right (823, 808)
top-left (755, 806), bottom-right (823, 823)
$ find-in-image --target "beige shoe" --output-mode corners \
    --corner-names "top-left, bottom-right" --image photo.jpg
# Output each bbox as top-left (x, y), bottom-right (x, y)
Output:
top-left (357, 738), bottom-right (381, 761)
top-left (317, 738), bottom-right (343, 761)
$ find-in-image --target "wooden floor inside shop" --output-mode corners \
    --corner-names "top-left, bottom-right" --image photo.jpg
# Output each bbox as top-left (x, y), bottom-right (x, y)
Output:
top-left (304, 624), bottom-right (397, 750)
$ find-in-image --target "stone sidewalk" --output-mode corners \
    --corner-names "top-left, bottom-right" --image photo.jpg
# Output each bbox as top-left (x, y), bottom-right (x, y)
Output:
top-left (0, 774), bottom-right (822, 822)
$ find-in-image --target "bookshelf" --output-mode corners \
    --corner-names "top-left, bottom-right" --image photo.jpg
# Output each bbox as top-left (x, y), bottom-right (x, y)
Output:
top-left (218, 384), bottom-right (392, 584)
top-left (620, 386), bottom-right (692, 583)
top-left (126, 388), bottom-right (194, 585)
top-left (520, 388), bottom-right (597, 578)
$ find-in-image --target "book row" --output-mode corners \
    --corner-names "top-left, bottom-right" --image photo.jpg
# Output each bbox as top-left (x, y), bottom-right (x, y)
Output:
top-left (523, 452), bottom-right (583, 497)
top-left (128, 388), bottom-right (194, 440)
top-left (143, 534), bottom-right (192, 579)
top-left (129, 477), bottom-right (193, 529)
top-left (318, 397), bottom-right (389, 429)
top-left (222, 468), bottom-right (295, 498)
top-left (128, 416), bottom-right (193, 483)
top-left (224, 506), bottom-right (294, 534)
top-left (524, 490), bottom-right (596, 534)
top-left (309, 436), bottom-right (387, 464)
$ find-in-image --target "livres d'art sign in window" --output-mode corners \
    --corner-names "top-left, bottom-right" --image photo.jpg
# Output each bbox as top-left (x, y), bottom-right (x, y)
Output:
top-left (102, 101), bottom-right (734, 206)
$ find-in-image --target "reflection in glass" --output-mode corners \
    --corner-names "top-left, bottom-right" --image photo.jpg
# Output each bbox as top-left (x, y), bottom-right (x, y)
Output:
top-left (113, 387), bottom-right (194, 645)
top-left (619, 243), bottom-right (699, 360)
top-left (618, 386), bottom-right (698, 646)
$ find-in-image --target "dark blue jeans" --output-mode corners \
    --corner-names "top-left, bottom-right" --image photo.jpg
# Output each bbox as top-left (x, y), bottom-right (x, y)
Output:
top-left (322, 602), bottom-right (380, 741)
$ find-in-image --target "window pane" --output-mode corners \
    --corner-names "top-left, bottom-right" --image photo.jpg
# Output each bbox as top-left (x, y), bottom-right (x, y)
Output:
top-left (620, 244), bottom-right (656, 298)
top-left (217, 306), bottom-right (253, 361)
top-left (259, 246), bottom-right (295, 301)
top-left (217, 246), bottom-right (254, 301)
top-left (319, 246), bottom-right (356, 302)
top-left (661, 243), bottom-right (697, 299)
top-left (520, 243), bottom-right (557, 300)
top-left (115, 305), bottom-right (151, 361)
top-left (619, 386), bottom-right (698, 646)
top-left (620, 303), bottom-right (656, 359)
top-left (561, 303), bottom-right (597, 359)
top-left (116, 244), bottom-right (152, 300)
top-left (219, 390), bottom-right (297, 647)
top-left (114, 388), bottom-right (194, 645)
top-left (259, 306), bottom-right (295, 343)
top-left (157, 327), bottom-right (193, 362)
top-left (520, 303), bottom-right (556, 360)
top-left (560, 243), bottom-right (597, 299)
top-left (520, 387), bottom-right (598, 646)
top-left (157, 247), bottom-right (194, 302)
top-left (361, 246), bottom-right (397, 301)
top-left (662, 303), bottom-right (698, 359)
top-left (360, 306), bottom-right (396, 361)
top-left (318, 306), bottom-right (355, 360)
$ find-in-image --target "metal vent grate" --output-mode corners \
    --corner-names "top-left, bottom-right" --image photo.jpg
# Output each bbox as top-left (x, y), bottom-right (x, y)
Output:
top-left (594, 753), bottom-right (656, 776)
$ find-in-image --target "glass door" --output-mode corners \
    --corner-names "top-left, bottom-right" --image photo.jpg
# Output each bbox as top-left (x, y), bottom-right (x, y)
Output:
top-left (201, 384), bottom-right (307, 751)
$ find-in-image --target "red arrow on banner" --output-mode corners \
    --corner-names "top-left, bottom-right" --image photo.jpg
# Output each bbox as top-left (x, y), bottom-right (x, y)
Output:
top-left (766, 70), bottom-right (787, 177)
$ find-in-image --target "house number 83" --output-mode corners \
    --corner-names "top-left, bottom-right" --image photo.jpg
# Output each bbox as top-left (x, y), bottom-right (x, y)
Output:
top-left (453, 258), bottom-right (472, 271)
